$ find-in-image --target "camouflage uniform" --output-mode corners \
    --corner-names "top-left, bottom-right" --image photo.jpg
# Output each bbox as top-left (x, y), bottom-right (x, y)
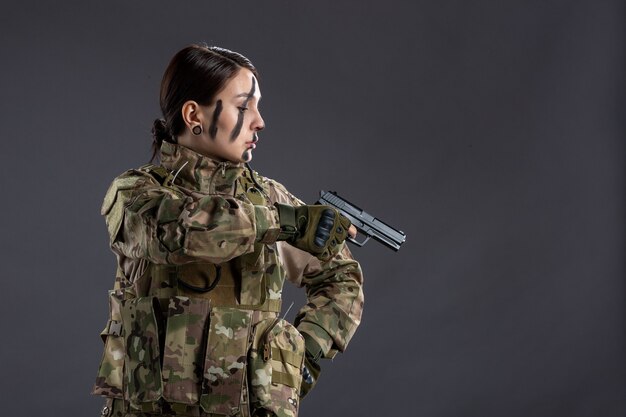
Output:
top-left (93, 141), bottom-right (364, 417)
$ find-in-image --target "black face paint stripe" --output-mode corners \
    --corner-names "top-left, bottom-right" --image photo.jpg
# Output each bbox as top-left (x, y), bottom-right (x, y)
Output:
top-left (209, 100), bottom-right (222, 139)
top-left (230, 77), bottom-right (256, 142)
top-left (241, 149), bottom-right (252, 162)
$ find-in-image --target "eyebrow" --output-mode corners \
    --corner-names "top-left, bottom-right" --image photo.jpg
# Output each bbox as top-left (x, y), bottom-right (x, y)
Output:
top-left (234, 92), bottom-right (261, 100)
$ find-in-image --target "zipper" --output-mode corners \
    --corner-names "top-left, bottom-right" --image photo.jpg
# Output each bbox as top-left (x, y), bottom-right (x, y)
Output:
top-left (245, 163), bottom-right (271, 202)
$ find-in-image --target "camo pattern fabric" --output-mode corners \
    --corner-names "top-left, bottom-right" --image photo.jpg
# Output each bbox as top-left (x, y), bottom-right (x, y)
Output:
top-left (100, 142), bottom-right (281, 268)
top-left (95, 142), bottom-right (364, 416)
top-left (248, 318), bottom-right (305, 417)
top-left (93, 290), bottom-right (125, 398)
top-left (120, 297), bottom-right (163, 409)
top-left (162, 296), bottom-right (210, 405)
top-left (200, 307), bottom-right (252, 415)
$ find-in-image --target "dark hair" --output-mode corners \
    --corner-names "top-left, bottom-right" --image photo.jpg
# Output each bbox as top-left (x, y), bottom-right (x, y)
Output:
top-left (151, 44), bottom-right (258, 161)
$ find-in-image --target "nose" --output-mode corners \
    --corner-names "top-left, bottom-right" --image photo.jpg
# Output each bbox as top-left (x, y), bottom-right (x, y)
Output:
top-left (251, 109), bottom-right (265, 132)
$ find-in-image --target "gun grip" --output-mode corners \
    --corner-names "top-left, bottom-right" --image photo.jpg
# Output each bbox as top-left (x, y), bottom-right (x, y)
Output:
top-left (347, 235), bottom-right (371, 247)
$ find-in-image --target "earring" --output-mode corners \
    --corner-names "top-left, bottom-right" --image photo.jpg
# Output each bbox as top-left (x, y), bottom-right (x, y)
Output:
top-left (192, 125), bottom-right (203, 135)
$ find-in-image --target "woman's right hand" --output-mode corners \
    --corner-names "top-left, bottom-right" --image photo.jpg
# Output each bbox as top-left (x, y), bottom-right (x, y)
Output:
top-left (274, 203), bottom-right (352, 260)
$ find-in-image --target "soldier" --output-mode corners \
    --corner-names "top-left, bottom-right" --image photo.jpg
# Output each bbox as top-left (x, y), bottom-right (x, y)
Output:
top-left (93, 44), bottom-right (364, 417)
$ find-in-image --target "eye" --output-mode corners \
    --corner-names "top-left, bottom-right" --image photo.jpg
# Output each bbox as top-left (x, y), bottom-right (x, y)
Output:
top-left (238, 106), bottom-right (248, 113)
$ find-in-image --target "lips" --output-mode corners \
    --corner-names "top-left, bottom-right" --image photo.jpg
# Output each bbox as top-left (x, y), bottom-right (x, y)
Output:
top-left (247, 134), bottom-right (259, 149)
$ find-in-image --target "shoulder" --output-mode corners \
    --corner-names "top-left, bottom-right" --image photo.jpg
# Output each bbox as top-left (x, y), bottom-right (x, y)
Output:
top-left (256, 172), bottom-right (305, 206)
top-left (101, 164), bottom-right (167, 216)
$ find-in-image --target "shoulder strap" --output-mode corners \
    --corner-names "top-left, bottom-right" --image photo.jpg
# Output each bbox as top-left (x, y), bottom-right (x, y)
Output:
top-left (138, 163), bottom-right (170, 185)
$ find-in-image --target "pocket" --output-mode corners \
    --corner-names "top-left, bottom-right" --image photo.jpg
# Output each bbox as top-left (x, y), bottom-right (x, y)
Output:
top-left (161, 296), bottom-right (210, 405)
top-left (200, 307), bottom-right (253, 415)
top-left (93, 290), bottom-right (125, 398)
top-left (120, 296), bottom-right (164, 409)
top-left (248, 318), bottom-right (305, 416)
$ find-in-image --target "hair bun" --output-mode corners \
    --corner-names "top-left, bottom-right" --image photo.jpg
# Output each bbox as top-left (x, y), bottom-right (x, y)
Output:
top-left (151, 118), bottom-right (171, 145)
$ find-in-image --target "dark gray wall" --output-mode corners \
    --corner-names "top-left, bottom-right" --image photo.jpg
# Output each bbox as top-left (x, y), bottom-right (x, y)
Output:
top-left (0, 1), bottom-right (623, 416)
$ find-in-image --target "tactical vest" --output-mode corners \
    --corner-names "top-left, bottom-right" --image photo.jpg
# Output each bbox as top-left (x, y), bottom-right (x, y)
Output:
top-left (93, 165), bottom-right (305, 417)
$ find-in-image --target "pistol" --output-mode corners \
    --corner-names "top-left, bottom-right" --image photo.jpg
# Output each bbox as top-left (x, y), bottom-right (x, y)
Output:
top-left (317, 190), bottom-right (406, 251)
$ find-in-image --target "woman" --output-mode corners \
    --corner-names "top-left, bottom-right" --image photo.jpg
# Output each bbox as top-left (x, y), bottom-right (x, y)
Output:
top-left (93, 44), bottom-right (364, 417)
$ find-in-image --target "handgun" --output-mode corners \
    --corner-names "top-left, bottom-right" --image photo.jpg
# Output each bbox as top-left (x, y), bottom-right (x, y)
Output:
top-left (317, 190), bottom-right (406, 251)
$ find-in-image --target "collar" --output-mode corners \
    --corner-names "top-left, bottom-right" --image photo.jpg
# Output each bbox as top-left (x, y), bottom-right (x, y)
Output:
top-left (159, 141), bottom-right (244, 195)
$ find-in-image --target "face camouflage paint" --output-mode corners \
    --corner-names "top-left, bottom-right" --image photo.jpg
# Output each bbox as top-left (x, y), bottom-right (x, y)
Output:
top-left (230, 77), bottom-right (256, 142)
top-left (209, 99), bottom-right (222, 139)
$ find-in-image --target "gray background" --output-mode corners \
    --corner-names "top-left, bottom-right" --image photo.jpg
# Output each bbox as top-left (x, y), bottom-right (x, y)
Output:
top-left (0, 1), bottom-right (623, 416)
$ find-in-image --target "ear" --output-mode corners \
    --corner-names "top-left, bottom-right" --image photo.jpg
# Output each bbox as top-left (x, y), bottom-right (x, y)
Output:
top-left (180, 100), bottom-right (205, 129)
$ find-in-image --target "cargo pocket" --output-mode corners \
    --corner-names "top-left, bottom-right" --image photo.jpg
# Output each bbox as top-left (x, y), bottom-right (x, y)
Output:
top-left (93, 290), bottom-right (125, 398)
top-left (249, 318), bottom-right (305, 416)
top-left (200, 307), bottom-right (253, 416)
top-left (120, 296), bottom-right (164, 410)
top-left (162, 296), bottom-right (210, 405)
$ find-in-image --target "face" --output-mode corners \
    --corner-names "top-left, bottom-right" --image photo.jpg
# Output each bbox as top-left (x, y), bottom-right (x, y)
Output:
top-left (184, 68), bottom-right (264, 163)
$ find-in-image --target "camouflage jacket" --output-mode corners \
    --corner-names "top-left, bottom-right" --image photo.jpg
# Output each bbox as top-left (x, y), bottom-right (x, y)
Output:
top-left (93, 142), bottom-right (364, 417)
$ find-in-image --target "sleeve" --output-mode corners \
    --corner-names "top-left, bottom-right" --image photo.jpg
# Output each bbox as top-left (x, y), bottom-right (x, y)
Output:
top-left (266, 178), bottom-right (364, 359)
top-left (101, 170), bottom-right (281, 265)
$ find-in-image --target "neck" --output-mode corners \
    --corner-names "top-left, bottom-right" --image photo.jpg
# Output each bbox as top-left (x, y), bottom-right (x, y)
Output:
top-left (176, 133), bottom-right (228, 162)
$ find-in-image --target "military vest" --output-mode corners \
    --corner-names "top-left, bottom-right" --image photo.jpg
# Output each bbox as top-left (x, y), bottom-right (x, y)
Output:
top-left (93, 164), bottom-right (305, 417)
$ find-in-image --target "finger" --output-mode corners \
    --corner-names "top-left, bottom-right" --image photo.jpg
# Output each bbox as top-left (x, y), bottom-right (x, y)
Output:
top-left (314, 209), bottom-right (335, 247)
top-left (348, 225), bottom-right (357, 238)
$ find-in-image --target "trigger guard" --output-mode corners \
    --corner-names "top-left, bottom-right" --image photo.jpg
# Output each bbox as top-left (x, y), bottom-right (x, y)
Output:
top-left (347, 235), bottom-right (370, 247)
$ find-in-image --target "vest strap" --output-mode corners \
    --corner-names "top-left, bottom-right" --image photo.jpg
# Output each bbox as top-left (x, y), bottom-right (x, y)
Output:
top-left (271, 346), bottom-right (302, 368)
top-left (271, 370), bottom-right (300, 389)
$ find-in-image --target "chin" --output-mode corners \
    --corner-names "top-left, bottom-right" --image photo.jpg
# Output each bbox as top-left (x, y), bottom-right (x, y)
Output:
top-left (241, 151), bottom-right (253, 163)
